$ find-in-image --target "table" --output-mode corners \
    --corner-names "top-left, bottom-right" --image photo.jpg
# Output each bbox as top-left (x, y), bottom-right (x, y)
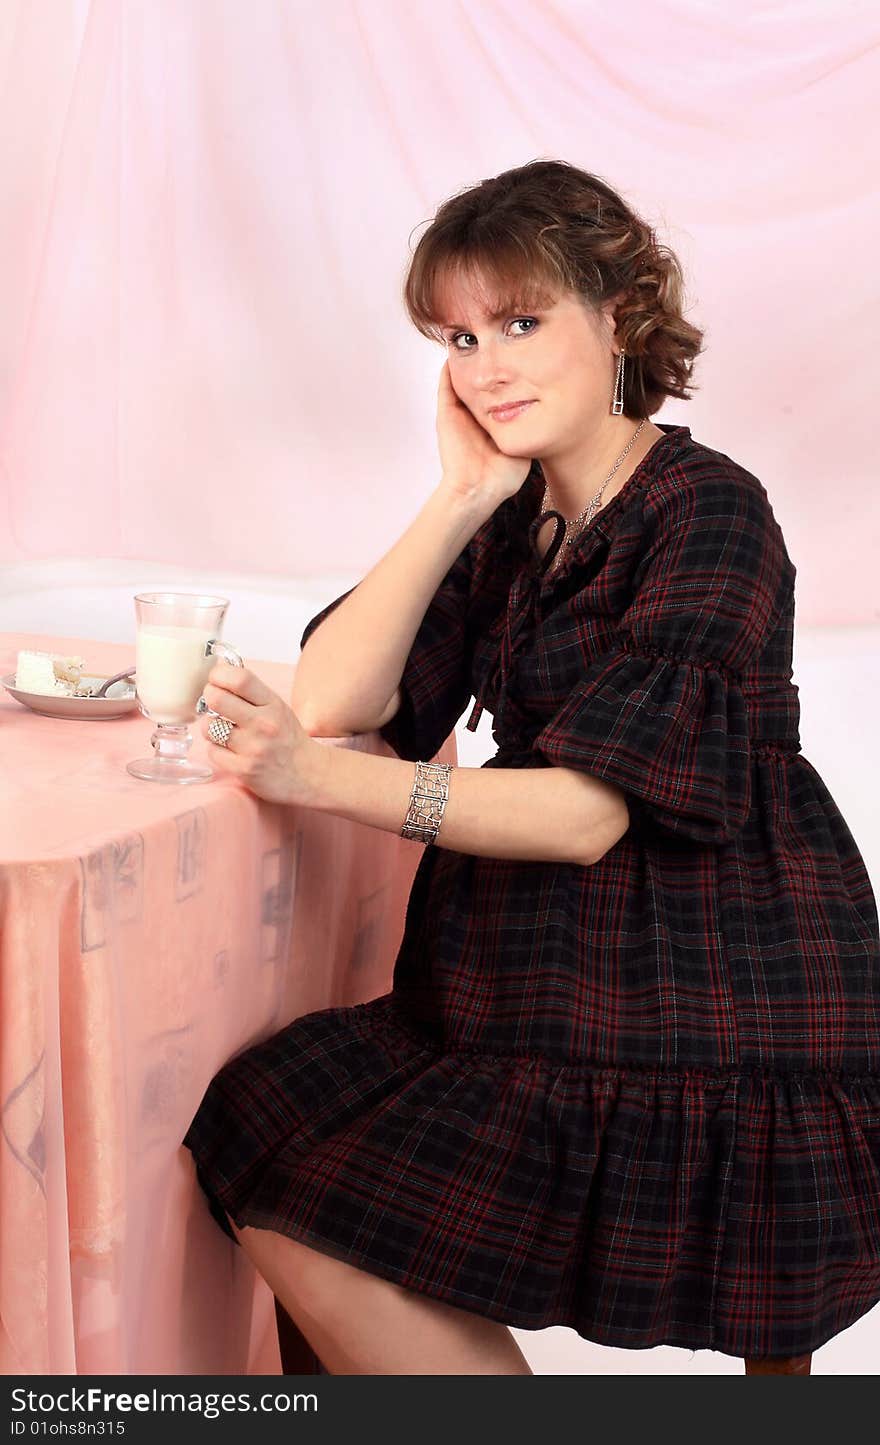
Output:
top-left (0, 632), bottom-right (454, 1375)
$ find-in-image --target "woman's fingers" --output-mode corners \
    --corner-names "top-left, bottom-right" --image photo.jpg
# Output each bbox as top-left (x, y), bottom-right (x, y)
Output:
top-left (205, 663), bottom-right (272, 708)
top-left (438, 358), bottom-right (458, 402)
top-left (201, 685), bottom-right (250, 726)
top-left (201, 666), bottom-right (274, 729)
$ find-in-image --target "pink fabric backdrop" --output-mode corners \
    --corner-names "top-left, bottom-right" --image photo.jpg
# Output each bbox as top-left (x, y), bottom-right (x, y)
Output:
top-left (0, 1), bottom-right (877, 612)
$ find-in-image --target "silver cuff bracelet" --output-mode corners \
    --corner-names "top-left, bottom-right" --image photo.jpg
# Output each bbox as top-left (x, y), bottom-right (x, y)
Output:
top-left (400, 760), bottom-right (453, 845)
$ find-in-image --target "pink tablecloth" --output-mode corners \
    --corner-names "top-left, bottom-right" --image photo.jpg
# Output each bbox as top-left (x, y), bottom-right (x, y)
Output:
top-left (0, 632), bottom-right (454, 1375)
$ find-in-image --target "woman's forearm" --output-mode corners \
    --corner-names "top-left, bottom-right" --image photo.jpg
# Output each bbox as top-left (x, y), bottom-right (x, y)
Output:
top-left (291, 481), bottom-right (488, 738)
top-left (297, 740), bottom-right (631, 866)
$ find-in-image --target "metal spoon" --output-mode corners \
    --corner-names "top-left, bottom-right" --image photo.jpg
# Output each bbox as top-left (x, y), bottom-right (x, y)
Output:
top-left (77, 666), bottom-right (136, 699)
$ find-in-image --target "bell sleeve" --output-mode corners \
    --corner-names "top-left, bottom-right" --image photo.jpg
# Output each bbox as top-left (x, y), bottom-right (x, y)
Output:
top-left (532, 470), bottom-right (794, 845)
top-left (298, 539), bottom-right (475, 764)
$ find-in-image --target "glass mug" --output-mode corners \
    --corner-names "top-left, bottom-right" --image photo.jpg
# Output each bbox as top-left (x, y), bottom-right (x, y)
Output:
top-left (126, 592), bottom-right (243, 784)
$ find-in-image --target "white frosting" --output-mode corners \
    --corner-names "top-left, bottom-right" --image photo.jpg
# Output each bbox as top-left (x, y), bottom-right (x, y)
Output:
top-left (15, 649), bottom-right (86, 697)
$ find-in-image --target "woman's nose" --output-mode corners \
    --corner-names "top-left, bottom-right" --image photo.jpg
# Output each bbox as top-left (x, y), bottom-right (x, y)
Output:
top-left (471, 341), bottom-right (516, 390)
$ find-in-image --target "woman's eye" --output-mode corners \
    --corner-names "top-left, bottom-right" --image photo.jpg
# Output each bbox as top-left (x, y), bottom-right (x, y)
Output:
top-left (448, 318), bottom-right (538, 351)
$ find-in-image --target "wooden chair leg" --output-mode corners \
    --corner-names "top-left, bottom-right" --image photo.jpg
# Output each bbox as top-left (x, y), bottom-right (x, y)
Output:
top-left (744, 1352), bottom-right (812, 1374)
top-left (274, 1294), bottom-right (326, 1374)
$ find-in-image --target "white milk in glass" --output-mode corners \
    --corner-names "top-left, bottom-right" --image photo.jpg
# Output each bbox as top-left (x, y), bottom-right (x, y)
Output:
top-left (136, 624), bottom-right (215, 725)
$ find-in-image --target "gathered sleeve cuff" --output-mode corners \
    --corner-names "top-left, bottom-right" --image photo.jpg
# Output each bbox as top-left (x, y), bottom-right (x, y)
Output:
top-left (533, 643), bottom-right (752, 845)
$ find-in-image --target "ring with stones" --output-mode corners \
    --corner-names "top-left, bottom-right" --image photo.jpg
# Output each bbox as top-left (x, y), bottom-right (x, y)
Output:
top-left (207, 716), bottom-right (236, 748)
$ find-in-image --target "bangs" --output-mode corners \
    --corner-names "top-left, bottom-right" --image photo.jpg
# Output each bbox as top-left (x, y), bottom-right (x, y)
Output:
top-left (407, 242), bottom-right (566, 343)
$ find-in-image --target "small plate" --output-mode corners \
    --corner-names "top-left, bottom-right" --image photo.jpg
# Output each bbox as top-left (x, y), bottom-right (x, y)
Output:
top-left (1, 674), bottom-right (140, 721)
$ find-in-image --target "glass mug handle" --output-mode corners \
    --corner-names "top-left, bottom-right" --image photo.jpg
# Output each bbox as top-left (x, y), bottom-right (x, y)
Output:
top-left (195, 638), bottom-right (243, 719)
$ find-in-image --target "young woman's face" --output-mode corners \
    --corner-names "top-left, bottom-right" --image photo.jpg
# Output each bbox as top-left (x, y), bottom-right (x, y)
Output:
top-left (433, 268), bottom-right (623, 456)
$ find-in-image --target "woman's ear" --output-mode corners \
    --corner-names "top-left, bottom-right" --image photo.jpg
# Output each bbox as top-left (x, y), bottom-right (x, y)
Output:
top-left (600, 290), bottom-right (628, 343)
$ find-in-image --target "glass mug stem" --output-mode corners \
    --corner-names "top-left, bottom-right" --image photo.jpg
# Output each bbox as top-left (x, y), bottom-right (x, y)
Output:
top-left (150, 722), bottom-right (193, 761)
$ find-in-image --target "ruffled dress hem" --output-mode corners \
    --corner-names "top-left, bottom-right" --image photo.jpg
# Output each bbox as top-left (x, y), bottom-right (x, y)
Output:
top-left (183, 992), bottom-right (880, 1360)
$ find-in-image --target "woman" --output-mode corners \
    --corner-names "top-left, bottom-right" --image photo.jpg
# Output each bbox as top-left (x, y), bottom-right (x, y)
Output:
top-left (183, 160), bottom-right (880, 1375)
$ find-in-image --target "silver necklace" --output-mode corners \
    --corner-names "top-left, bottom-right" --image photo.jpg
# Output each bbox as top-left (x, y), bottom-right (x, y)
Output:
top-left (540, 418), bottom-right (647, 571)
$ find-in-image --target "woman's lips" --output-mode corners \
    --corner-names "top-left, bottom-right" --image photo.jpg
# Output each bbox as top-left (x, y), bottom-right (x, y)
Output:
top-left (489, 400), bottom-right (536, 422)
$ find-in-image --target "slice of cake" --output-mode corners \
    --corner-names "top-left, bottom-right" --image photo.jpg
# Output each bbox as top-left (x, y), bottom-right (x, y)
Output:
top-left (15, 649), bottom-right (86, 697)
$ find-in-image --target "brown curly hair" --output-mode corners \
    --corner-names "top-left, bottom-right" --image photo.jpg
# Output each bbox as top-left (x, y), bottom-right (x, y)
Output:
top-left (402, 159), bottom-right (704, 419)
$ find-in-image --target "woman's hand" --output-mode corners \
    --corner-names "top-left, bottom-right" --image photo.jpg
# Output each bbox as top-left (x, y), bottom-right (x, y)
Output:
top-left (199, 662), bottom-right (322, 807)
top-left (435, 359), bottom-right (533, 510)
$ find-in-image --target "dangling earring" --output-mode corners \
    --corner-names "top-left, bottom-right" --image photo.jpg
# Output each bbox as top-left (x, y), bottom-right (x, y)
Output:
top-left (612, 348), bottom-right (626, 415)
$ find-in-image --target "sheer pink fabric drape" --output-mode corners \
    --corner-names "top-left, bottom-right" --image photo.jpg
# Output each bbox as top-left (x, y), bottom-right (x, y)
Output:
top-left (0, 0), bottom-right (876, 620)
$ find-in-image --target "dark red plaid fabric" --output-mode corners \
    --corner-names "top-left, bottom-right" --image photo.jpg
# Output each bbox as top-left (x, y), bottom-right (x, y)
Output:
top-left (183, 423), bottom-right (880, 1360)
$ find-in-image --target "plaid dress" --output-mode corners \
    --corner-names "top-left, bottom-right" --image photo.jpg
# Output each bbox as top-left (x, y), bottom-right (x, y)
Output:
top-left (183, 423), bottom-right (880, 1361)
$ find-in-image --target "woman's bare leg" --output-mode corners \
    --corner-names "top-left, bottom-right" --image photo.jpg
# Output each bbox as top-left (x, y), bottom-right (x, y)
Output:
top-left (231, 1219), bottom-right (533, 1375)
top-left (744, 1352), bottom-right (812, 1374)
